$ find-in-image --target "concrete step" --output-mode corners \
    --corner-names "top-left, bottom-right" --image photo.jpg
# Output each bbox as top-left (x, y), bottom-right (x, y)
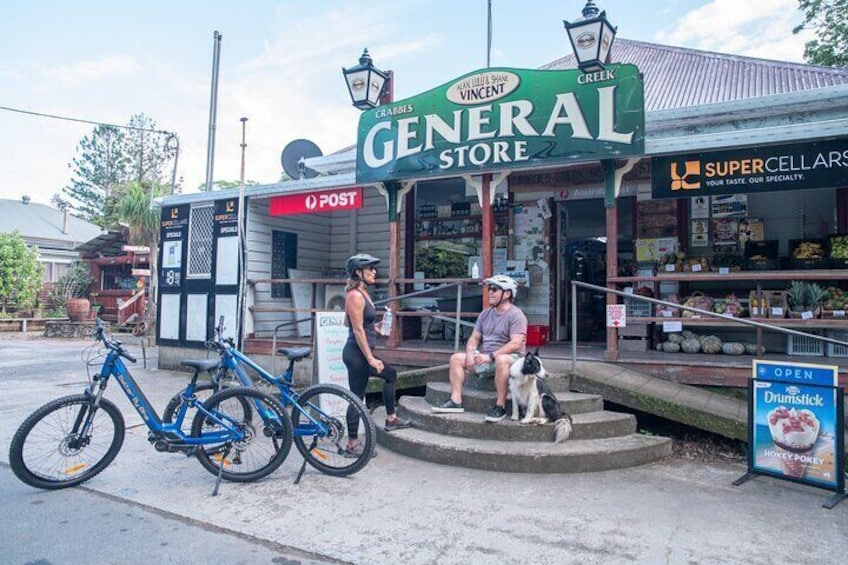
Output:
top-left (425, 382), bottom-right (604, 415)
top-left (398, 396), bottom-right (637, 441)
top-left (462, 372), bottom-right (572, 392)
top-left (375, 407), bottom-right (672, 473)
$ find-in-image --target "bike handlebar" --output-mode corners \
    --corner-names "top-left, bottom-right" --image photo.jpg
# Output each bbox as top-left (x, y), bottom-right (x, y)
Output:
top-left (94, 318), bottom-right (136, 363)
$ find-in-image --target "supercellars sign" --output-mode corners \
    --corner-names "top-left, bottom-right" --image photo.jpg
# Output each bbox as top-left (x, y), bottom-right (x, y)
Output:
top-left (355, 65), bottom-right (645, 184)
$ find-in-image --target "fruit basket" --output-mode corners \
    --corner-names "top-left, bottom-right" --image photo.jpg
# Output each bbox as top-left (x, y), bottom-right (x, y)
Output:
top-left (821, 286), bottom-right (848, 318)
top-left (789, 238), bottom-right (828, 269)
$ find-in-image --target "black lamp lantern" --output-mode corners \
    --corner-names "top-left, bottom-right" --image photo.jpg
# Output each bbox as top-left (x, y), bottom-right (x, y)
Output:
top-left (342, 48), bottom-right (390, 110)
top-left (563, 1), bottom-right (617, 73)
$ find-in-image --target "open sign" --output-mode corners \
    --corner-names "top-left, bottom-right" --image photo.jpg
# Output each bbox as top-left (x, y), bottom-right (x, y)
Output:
top-left (271, 187), bottom-right (363, 216)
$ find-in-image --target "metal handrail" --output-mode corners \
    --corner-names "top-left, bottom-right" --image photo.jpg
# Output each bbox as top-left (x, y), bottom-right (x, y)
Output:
top-left (268, 280), bottom-right (481, 372)
top-left (570, 280), bottom-right (848, 373)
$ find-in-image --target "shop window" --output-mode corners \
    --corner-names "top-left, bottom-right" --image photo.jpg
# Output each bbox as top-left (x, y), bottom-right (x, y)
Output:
top-left (271, 230), bottom-right (297, 299)
top-left (187, 205), bottom-right (214, 278)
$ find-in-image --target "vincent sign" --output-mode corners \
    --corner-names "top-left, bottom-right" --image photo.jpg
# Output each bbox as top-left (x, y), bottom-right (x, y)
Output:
top-left (355, 65), bottom-right (644, 184)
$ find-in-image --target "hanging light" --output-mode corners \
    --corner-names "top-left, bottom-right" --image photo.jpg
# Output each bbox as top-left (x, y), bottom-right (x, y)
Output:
top-left (342, 48), bottom-right (390, 110)
top-left (563, 1), bottom-right (617, 73)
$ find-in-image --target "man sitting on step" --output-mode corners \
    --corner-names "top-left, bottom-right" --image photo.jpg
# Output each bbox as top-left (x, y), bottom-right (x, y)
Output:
top-left (431, 275), bottom-right (527, 422)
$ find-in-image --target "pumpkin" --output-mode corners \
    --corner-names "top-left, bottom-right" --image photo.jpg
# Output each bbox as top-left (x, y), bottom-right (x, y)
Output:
top-left (682, 330), bottom-right (698, 340)
top-left (681, 338), bottom-right (702, 354)
top-left (700, 335), bottom-right (723, 354)
top-left (722, 342), bottom-right (745, 355)
top-left (662, 341), bottom-right (681, 353)
top-left (743, 342), bottom-right (765, 355)
top-left (667, 333), bottom-right (684, 344)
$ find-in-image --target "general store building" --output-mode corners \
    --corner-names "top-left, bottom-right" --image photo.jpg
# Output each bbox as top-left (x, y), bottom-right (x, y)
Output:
top-left (155, 39), bottom-right (848, 387)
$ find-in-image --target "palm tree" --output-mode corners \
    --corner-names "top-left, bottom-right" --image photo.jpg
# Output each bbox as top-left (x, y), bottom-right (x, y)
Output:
top-left (116, 181), bottom-right (161, 321)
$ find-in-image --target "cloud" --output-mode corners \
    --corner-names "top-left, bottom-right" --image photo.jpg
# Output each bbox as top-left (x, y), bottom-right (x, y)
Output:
top-left (38, 54), bottom-right (140, 87)
top-left (655, 0), bottom-right (811, 62)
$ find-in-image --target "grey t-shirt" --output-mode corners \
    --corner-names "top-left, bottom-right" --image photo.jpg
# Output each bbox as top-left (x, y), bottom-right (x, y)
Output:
top-left (474, 304), bottom-right (528, 354)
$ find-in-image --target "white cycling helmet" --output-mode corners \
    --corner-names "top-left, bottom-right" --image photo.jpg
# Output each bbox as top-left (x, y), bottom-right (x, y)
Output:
top-left (483, 274), bottom-right (518, 295)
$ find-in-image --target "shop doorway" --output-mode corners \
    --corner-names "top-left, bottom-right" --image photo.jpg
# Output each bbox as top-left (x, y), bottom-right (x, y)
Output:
top-left (556, 198), bottom-right (633, 342)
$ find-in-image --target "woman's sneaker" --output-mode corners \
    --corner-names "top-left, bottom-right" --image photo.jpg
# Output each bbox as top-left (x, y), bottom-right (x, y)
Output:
top-left (431, 398), bottom-right (464, 413)
top-left (342, 442), bottom-right (377, 459)
top-left (484, 404), bottom-right (507, 422)
top-left (384, 416), bottom-right (413, 432)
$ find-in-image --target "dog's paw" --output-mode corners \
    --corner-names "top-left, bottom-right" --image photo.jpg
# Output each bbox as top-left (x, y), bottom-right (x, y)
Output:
top-left (510, 415), bottom-right (519, 421)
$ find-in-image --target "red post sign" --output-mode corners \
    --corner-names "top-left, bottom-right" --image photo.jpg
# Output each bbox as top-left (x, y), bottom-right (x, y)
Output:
top-left (270, 187), bottom-right (363, 216)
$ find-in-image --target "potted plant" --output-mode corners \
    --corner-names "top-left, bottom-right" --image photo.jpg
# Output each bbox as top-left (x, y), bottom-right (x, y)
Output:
top-left (51, 263), bottom-right (93, 321)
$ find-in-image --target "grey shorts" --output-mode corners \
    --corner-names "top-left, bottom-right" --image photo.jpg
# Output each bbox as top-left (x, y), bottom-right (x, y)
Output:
top-left (473, 352), bottom-right (523, 375)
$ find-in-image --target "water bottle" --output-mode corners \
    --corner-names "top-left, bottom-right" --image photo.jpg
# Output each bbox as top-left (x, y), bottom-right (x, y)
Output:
top-left (381, 307), bottom-right (393, 336)
top-left (471, 261), bottom-right (479, 279)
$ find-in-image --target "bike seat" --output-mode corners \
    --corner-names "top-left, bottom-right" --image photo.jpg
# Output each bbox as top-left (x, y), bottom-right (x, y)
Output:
top-left (181, 359), bottom-right (221, 373)
top-left (277, 347), bottom-right (312, 361)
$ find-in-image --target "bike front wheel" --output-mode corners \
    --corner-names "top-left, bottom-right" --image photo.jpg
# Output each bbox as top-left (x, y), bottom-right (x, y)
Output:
top-left (9, 394), bottom-right (125, 490)
top-left (192, 387), bottom-right (292, 482)
top-left (291, 383), bottom-right (376, 477)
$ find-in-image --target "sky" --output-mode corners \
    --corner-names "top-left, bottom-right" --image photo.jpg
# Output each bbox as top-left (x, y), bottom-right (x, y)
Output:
top-left (0, 0), bottom-right (816, 206)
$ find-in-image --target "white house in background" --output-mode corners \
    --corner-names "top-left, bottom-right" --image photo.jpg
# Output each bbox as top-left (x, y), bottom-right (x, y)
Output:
top-left (0, 196), bottom-right (104, 281)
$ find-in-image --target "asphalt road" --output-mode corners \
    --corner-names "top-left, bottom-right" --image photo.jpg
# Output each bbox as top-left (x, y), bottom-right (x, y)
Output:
top-left (0, 463), bottom-right (339, 565)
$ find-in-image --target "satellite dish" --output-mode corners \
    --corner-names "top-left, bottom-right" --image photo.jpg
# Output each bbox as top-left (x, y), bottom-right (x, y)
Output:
top-left (281, 139), bottom-right (322, 180)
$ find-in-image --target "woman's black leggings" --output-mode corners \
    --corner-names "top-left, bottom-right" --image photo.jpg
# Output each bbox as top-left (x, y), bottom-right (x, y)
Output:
top-left (342, 340), bottom-right (397, 439)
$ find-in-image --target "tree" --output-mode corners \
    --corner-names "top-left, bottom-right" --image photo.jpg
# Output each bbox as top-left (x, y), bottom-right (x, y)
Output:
top-left (197, 180), bottom-right (260, 191)
top-left (60, 114), bottom-right (179, 228)
top-left (0, 231), bottom-right (43, 314)
top-left (123, 114), bottom-right (178, 185)
top-left (794, 0), bottom-right (848, 67)
top-left (62, 125), bottom-right (129, 227)
top-left (115, 181), bottom-right (162, 318)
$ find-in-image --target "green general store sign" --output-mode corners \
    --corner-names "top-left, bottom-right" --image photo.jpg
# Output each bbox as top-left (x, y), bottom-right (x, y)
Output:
top-left (355, 64), bottom-right (644, 184)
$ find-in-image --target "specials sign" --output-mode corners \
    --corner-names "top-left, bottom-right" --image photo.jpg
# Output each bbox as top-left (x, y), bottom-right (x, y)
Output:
top-left (652, 139), bottom-right (848, 199)
top-left (355, 65), bottom-right (645, 183)
top-left (270, 187), bottom-right (363, 216)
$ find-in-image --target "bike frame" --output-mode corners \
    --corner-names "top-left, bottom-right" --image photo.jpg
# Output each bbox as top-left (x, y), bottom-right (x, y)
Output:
top-left (92, 343), bottom-right (245, 447)
top-left (216, 344), bottom-right (325, 438)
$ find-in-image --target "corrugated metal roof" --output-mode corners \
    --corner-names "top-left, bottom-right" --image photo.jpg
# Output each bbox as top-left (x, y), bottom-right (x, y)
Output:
top-left (542, 38), bottom-right (848, 111)
top-left (0, 198), bottom-right (104, 250)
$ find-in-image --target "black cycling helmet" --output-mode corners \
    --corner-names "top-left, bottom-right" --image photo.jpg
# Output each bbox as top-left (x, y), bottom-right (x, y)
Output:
top-left (345, 253), bottom-right (381, 276)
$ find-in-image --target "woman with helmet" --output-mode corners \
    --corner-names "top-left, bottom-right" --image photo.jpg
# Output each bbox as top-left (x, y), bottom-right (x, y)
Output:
top-left (431, 274), bottom-right (527, 422)
top-left (342, 253), bottom-right (412, 457)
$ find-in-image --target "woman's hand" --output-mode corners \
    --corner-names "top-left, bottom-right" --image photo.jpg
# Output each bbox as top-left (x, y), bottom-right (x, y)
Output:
top-left (368, 357), bottom-right (385, 374)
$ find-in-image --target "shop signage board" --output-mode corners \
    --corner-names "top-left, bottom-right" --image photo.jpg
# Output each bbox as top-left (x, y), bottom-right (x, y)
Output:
top-left (606, 304), bottom-right (626, 327)
top-left (356, 64), bottom-right (645, 183)
top-left (652, 138), bottom-right (848, 199)
top-left (314, 311), bottom-right (351, 413)
top-left (270, 187), bottom-right (363, 216)
top-left (159, 204), bottom-right (189, 289)
top-left (735, 360), bottom-right (845, 508)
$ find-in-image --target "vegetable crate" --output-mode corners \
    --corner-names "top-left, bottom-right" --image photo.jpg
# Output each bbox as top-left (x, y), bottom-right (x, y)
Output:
top-left (825, 330), bottom-right (848, 358)
top-left (786, 332), bottom-right (825, 356)
top-left (744, 240), bottom-right (778, 271)
top-left (789, 238), bottom-right (828, 269)
top-left (624, 296), bottom-right (652, 318)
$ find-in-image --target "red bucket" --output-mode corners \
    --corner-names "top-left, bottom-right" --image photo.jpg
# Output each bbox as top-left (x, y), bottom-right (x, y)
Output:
top-left (526, 325), bottom-right (549, 347)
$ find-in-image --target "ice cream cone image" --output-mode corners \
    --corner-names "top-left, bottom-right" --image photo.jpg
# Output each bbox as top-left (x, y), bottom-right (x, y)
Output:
top-left (772, 445), bottom-right (809, 478)
top-left (767, 406), bottom-right (820, 479)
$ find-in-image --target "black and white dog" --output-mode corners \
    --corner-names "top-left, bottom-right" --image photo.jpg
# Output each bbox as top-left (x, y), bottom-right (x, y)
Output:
top-left (509, 350), bottom-right (573, 443)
